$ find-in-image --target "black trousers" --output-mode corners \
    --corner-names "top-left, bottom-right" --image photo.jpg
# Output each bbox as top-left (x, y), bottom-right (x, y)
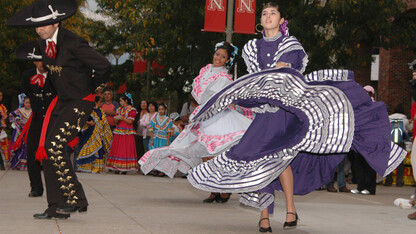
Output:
top-left (26, 118), bottom-right (44, 194)
top-left (43, 99), bottom-right (92, 216)
top-left (135, 135), bottom-right (144, 160)
top-left (350, 151), bottom-right (376, 194)
top-left (0, 150), bottom-right (4, 167)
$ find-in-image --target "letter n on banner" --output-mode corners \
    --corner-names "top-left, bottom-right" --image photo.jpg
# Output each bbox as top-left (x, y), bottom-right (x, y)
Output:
top-left (204, 0), bottom-right (227, 32)
top-left (234, 0), bottom-right (256, 34)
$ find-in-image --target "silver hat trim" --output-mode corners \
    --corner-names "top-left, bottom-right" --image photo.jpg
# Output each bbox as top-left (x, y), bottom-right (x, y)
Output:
top-left (25, 5), bottom-right (66, 23)
top-left (27, 48), bottom-right (42, 60)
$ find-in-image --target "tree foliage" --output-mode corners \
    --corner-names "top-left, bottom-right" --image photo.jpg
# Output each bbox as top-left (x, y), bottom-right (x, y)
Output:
top-left (89, 0), bottom-right (414, 110)
top-left (95, 0), bottom-right (231, 111)
top-left (323, 0), bottom-right (409, 70)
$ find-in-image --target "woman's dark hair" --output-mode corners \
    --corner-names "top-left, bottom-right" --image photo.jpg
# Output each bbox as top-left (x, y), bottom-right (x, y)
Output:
top-left (120, 94), bottom-right (132, 105)
top-left (148, 101), bottom-right (158, 111)
top-left (216, 42), bottom-right (233, 60)
top-left (158, 103), bottom-right (167, 110)
top-left (262, 2), bottom-right (284, 17)
top-left (94, 95), bottom-right (102, 103)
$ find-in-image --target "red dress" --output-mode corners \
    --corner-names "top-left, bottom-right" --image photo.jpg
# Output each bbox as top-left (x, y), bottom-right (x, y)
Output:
top-left (106, 106), bottom-right (138, 171)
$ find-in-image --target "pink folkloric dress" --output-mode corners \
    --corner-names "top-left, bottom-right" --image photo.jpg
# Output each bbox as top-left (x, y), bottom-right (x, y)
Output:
top-left (139, 64), bottom-right (254, 177)
top-left (106, 105), bottom-right (138, 172)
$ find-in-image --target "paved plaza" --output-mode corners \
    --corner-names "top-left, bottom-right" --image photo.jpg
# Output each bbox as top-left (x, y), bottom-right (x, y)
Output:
top-left (0, 169), bottom-right (415, 234)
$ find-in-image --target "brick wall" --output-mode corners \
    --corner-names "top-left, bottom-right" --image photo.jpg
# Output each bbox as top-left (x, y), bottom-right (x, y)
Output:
top-left (378, 47), bottom-right (414, 113)
top-left (408, 0), bottom-right (416, 9)
top-left (373, 0), bottom-right (416, 116)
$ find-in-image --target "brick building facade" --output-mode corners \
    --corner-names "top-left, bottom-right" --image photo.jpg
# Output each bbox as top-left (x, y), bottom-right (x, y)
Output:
top-left (375, 0), bottom-right (416, 115)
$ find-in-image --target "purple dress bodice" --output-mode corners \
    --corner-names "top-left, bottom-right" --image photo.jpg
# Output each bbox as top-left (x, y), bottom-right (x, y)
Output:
top-left (242, 32), bottom-right (308, 74)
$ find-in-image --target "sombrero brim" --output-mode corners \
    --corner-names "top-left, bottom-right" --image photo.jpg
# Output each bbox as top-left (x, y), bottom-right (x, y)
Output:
top-left (6, 0), bottom-right (78, 28)
top-left (15, 40), bottom-right (43, 61)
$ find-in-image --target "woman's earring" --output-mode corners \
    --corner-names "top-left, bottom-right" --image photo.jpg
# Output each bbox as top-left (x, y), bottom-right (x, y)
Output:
top-left (255, 23), bottom-right (263, 33)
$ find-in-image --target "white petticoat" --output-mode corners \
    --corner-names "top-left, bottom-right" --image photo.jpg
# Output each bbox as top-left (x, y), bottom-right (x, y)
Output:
top-left (139, 108), bottom-right (253, 178)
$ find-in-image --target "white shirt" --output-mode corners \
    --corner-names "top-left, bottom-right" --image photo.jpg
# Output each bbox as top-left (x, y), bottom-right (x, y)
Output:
top-left (46, 27), bottom-right (59, 46)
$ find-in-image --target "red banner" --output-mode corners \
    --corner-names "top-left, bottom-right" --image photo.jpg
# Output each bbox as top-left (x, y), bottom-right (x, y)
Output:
top-left (133, 52), bottom-right (164, 76)
top-left (234, 0), bottom-right (256, 34)
top-left (204, 0), bottom-right (227, 32)
top-left (133, 52), bottom-right (146, 74)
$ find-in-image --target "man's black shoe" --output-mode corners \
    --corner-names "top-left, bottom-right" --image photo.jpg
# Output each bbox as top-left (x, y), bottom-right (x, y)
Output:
top-left (28, 191), bottom-right (43, 197)
top-left (0, 164), bottom-right (5, 170)
top-left (56, 206), bottom-right (88, 214)
top-left (33, 212), bottom-right (69, 219)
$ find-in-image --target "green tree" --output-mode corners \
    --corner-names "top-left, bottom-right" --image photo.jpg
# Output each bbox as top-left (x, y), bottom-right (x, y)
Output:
top-left (92, 0), bottom-right (413, 111)
top-left (95, 0), bottom-right (228, 111)
top-left (323, 0), bottom-right (409, 83)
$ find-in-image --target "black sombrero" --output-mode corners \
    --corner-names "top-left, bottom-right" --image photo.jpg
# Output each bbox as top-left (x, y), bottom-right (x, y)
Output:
top-left (15, 40), bottom-right (43, 61)
top-left (7, 0), bottom-right (78, 28)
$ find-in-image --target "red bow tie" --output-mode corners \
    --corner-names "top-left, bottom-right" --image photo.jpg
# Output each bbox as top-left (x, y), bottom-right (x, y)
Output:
top-left (45, 41), bottom-right (57, 60)
top-left (30, 74), bottom-right (46, 88)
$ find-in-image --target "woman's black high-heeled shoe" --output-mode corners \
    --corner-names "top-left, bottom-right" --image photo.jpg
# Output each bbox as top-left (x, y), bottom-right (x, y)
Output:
top-left (283, 212), bottom-right (299, 229)
top-left (258, 217), bottom-right (272, 233)
top-left (203, 193), bottom-right (220, 203)
top-left (216, 193), bottom-right (231, 203)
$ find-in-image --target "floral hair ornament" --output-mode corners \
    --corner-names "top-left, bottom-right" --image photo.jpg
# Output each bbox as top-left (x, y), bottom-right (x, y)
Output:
top-left (125, 92), bottom-right (133, 106)
top-left (280, 20), bottom-right (289, 36)
top-left (261, 20), bottom-right (289, 37)
top-left (214, 41), bottom-right (238, 69)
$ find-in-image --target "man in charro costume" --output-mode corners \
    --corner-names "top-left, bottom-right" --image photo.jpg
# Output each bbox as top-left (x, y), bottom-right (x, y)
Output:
top-left (15, 41), bottom-right (56, 198)
top-left (7, 0), bottom-right (111, 219)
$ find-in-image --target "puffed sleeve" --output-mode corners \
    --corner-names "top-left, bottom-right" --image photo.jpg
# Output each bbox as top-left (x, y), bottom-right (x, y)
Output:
top-left (277, 36), bottom-right (308, 73)
top-left (200, 74), bottom-right (233, 104)
top-left (242, 39), bottom-right (260, 74)
top-left (127, 109), bottom-right (137, 121)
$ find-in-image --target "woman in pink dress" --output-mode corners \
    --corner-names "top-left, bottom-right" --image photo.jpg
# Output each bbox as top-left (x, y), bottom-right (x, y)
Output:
top-left (106, 93), bottom-right (138, 174)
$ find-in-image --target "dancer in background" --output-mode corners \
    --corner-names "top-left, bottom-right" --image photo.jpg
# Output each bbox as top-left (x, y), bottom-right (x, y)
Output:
top-left (140, 42), bottom-right (253, 201)
top-left (106, 93), bottom-right (138, 174)
top-left (76, 96), bottom-right (112, 173)
top-left (9, 95), bottom-right (32, 170)
top-left (0, 91), bottom-right (10, 169)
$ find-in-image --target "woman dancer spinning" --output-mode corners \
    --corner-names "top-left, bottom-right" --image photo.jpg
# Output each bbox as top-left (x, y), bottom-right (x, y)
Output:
top-left (187, 2), bottom-right (406, 232)
top-left (242, 2), bottom-right (308, 230)
top-left (140, 42), bottom-right (253, 202)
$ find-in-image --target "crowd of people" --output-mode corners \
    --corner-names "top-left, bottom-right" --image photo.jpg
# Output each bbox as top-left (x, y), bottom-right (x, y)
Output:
top-left (1, 0), bottom-right (415, 231)
top-left (0, 86), bottom-right (188, 176)
top-left (69, 91), bottom-right (183, 175)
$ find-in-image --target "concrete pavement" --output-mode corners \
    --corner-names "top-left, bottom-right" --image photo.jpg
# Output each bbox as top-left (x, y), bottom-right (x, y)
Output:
top-left (0, 169), bottom-right (415, 234)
